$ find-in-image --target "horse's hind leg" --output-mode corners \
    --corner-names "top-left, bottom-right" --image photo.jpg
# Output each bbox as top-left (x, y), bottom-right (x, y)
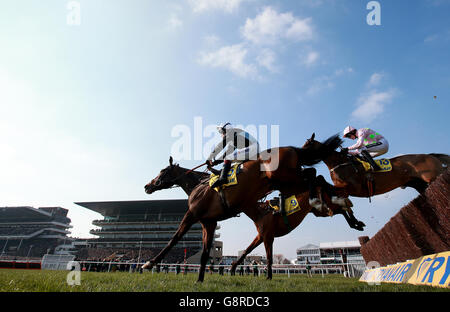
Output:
top-left (197, 221), bottom-right (217, 283)
top-left (142, 210), bottom-right (197, 270)
top-left (263, 236), bottom-right (274, 280)
top-left (230, 235), bottom-right (263, 275)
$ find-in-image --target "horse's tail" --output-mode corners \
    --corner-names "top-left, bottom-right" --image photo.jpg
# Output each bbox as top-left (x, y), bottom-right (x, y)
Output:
top-left (429, 153), bottom-right (450, 168)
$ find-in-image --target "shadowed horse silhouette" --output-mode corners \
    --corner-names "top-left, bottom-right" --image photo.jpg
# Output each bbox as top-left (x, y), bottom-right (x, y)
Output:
top-left (228, 190), bottom-right (366, 279)
top-left (142, 147), bottom-right (321, 282)
top-left (301, 133), bottom-right (450, 198)
top-left (142, 156), bottom-right (364, 280)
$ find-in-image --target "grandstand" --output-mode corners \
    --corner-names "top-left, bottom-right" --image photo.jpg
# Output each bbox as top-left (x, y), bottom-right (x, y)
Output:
top-left (296, 241), bottom-right (365, 265)
top-left (0, 206), bottom-right (73, 259)
top-left (75, 199), bottom-right (223, 264)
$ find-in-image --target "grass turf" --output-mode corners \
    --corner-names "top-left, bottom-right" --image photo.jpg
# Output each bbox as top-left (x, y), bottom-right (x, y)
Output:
top-left (1, 269), bottom-right (448, 292)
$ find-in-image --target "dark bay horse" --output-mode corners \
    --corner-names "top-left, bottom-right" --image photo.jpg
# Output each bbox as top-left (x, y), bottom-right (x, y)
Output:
top-left (228, 191), bottom-right (365, 279)
top-left (142, 157), bottom-right (364, 280)
top-left (142, 147), bottom-right (320, 282)
top-left (301, 133), bottom-right (450, 198)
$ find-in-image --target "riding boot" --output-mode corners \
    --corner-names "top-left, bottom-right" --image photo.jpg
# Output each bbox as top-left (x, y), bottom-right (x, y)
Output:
top-left (279, 193), bottom-right (286, 216)
top-left (273, 194), bottom-right (285, 215)
top-left (361, 150), bottom-right (381, 171)
top-left (211, 160), bottom-right (231, 189)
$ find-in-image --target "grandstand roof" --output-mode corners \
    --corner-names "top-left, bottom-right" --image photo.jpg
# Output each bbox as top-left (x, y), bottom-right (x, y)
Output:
top-left (297, 244), bottom-right (319, 251)
top-left (0, 206), bottom-right (53, 222)
top-left (75, 199), bottom-right (189, 216)
top-left (319, 240), bottom-right (361, 249)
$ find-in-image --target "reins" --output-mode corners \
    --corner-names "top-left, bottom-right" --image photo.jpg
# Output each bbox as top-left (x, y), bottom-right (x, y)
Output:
top-left (158, 162), bottom-right (210, 186)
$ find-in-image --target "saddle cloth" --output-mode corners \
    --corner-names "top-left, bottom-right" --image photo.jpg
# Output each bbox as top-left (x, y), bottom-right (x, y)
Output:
top-left (356, 158), bottom-right (392, 172)
top-left (268, 195), bottom-right (301, 216)
top-left (209, 163), bottom-right (241, 192)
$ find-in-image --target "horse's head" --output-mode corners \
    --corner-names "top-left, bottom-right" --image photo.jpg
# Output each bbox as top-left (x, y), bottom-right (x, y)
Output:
top-left (302, 133), bottom-right (320, 150)
top-left (144, 156), bottom-right (180, 194)
top-left (303, 133), bottom-right (343, 151)
top-left (299, 133), bottom-right (344, 164)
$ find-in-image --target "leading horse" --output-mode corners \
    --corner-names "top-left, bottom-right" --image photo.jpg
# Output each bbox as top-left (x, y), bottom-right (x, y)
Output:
top-left (142, 156), bottom-right (364, 280)
top-left (142, 147), bottom-right (320, 282)
top-left (301, 133), bottom-right (450, 198)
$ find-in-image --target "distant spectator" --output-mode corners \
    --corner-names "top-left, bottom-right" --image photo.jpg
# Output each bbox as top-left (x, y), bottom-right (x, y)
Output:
top-left (306, 259), bottom-right (312, 278)
top-left (252, 261), bottom-right (259, 277)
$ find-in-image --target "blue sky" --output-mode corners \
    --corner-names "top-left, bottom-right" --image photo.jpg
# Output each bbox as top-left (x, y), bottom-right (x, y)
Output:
top-left (0, 0), bottom-right (449, 260)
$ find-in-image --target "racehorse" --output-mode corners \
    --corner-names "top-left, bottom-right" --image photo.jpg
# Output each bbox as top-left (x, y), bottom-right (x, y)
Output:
top-left (142, 156), bottom-right (364, 280)
top-left (228, 190), bottom-right (365, 279)
top-left (301, 133), bottom-right (450, 198)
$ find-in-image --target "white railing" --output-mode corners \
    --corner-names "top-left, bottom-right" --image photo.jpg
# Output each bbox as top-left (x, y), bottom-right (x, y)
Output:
top-left (62, 260), bottom-right (366, 278)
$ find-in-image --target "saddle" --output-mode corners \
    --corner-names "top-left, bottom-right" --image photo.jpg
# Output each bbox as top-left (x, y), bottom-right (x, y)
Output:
top-left (209, 163), bottom-right (242, 192)
top-left (208, 163), bottom-right (243, 218)
top-left (355, 157), bottom-right (392, 172)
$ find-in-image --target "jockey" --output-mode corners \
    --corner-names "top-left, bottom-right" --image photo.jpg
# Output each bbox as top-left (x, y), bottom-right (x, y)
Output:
top-left (207, 123), bottom-right (259, 189)
top-left (342, 126), bottom-right (389, 171)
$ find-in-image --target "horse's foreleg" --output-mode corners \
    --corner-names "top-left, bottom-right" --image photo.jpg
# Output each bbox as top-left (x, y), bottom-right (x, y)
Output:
top-left (142, 211), bottom-right (197, 271)
top-left (197, 222), bottom-right (217, 283)
top-left (263, 236), bottom-right (274, 280)
top-left (347, 209), bottom-right (365, 230)
top-left (230, 235), bottom-right (263, 275)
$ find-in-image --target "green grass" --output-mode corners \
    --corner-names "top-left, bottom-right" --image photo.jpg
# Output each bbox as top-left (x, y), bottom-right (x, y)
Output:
top-left (0, 269), bottom-right (448, 292)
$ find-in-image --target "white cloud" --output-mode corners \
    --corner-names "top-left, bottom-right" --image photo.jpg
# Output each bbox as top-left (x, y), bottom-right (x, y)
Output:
top-left (302, 51), bottom-right (319, 66)
top-left (352, 89), bottom-right (396, 123)
top-left (256, 48), bottom-right (279, 73)
top-left (197, 44), bottom-right (258, 78)
top-left (167, 14), bottom-right (183, 30)
top-left (424, 34), bottom-right (439, 43)
top-left (188, 0), bottom-right (245, 13)
top-left (241, 6), bottom-right (314, 45)
top-left (306, 67), bottom-right (353, 95)
top-left (367, 72), bottom-right (384, 87)
top-left (203, 35), bottom-right (221, 47)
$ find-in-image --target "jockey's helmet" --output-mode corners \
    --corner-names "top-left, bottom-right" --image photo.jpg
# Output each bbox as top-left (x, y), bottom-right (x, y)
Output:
top-left (343, 126), bottom-right (356, 138)
top-left (217, 122), bottom-right (232, 134)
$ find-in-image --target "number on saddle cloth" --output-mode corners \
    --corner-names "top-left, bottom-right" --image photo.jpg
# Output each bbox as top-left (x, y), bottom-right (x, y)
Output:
top-left (356, 158), bottom-right (392, 172)
top-left (209, 164), bottom-right (241, 191)
top-left (268, 195), bottom-right (301, 216)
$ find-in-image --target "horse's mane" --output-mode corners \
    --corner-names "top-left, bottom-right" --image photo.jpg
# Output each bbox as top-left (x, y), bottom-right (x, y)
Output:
top-left (288, 146), bottom-right (322, 167)
top-left (322, 133), bottom-right (344, 152)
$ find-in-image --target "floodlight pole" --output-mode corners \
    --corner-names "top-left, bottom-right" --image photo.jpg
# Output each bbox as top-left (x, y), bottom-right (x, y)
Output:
top-left (26, 245), bottom-right (33, 260)
top-left (1, 238), bottom-right (9, 257)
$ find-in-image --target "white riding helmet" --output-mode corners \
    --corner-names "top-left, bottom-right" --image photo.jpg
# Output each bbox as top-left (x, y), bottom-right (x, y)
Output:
top-left (217, 122), bottom-right (232, 134)
top-left (343, 126), bottom-right (356, 138)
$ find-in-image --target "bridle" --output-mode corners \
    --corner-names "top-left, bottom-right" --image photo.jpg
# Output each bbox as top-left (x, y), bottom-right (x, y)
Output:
top-left (152, 162), bottom-right (209, 189)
